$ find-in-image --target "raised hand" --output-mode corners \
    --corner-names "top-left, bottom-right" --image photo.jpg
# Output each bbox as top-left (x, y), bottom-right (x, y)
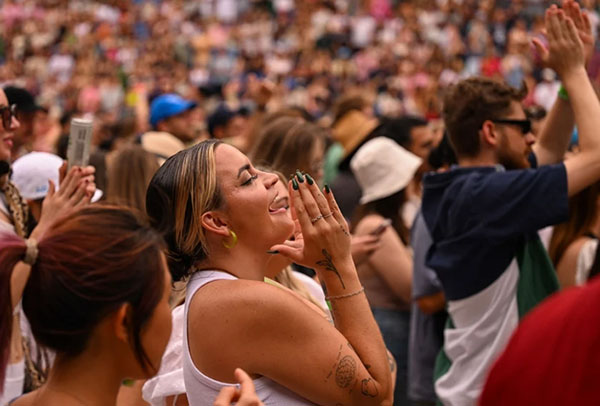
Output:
top-left (269, 172), bottom-right (352, 290)
top-left (532, 5), bottom-right (585, 79)
top-left (31, 162), bottom-right (96, 239)
top-left (563, 0), bottom-right (594, 66)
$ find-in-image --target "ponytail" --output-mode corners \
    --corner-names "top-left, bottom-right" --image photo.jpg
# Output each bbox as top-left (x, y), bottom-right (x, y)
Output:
top-left (0, 233), bottom-right (31, 394)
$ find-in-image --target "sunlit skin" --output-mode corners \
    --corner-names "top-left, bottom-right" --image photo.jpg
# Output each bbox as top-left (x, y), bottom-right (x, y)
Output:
top-left (211, 144), bottom-right (296, 267)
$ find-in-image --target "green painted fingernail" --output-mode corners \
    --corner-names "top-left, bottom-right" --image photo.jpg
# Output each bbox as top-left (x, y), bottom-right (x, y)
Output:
top-left (122, 379), bottom-right (134, 387)
top-left (266, 250), bottom-right (279, 254)
top-left (292, 178), bottom-right (299, 190)
top-left (295, 170), bottom-right (304, 182)
top-left (305, 173), bottom-right (314, 185)
top-left (325, 184), bottom-right (330, 193)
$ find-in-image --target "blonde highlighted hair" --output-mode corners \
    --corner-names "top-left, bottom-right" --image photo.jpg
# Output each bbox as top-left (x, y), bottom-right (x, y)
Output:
top-left (146, 140), bottom-right (223, 280)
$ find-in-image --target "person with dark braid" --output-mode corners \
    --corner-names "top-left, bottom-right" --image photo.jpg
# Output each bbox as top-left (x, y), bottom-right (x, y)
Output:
top-left (0, 86), bottom-right (96, 404)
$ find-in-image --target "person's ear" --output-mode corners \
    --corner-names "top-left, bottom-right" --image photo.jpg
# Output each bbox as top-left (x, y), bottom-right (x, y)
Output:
top-left (201, 210), bottom-right (231, 238)
top-left (480, 120), bottom-right (500, 148)
top-left (112, 303), bottom-right (131, 343)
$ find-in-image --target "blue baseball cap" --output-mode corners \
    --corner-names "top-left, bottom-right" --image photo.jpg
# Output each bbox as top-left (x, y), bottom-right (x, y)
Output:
top-left (150, 94), bottom-right (197, 127)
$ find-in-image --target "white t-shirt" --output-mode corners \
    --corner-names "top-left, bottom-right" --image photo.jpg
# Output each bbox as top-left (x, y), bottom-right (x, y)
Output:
top-left (575, 239), bottom-right (599, 286)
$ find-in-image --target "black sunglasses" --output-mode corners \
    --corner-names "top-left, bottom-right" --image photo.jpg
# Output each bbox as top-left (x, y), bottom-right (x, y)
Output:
top-left (491, 119), bottom-right (532, 135)
top-left (0, 104), bottom-right (17, 131)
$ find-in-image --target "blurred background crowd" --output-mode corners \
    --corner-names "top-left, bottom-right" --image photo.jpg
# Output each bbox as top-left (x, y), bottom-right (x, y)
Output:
top-left (2, 0), bottom-right (599, 159)
top-left (2, 1), bottom-right (600, 406)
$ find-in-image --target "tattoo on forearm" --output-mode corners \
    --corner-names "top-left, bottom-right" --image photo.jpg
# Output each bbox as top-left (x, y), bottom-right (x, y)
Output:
top-left (316, 249), bottom-right (346, 289)
top-left (361, 378), bottom-right (379, 398)
top-left (335, 356), bottom-right (357, 389)
top-left (388, 352), bottom-right (397, 373)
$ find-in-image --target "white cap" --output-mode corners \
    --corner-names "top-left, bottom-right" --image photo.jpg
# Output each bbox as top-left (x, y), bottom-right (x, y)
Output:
top-left (11, 152), bottom-right (103, 202)
top-left (351, 137), bottom-right (422, 205)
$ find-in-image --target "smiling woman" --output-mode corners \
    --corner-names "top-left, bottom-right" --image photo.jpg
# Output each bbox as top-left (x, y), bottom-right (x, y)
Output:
top-left (146, 139), bottom-right (393, 406)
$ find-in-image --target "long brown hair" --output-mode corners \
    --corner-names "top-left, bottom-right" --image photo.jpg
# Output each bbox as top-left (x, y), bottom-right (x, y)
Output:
top-left (250, 117), bottom-right (327, 180)
top-left (0, 206), bottom-right (166, 391)
top-left (106, 145), bottom-right (160, 213)
top-left (549, 182), bottom-right (600, 265)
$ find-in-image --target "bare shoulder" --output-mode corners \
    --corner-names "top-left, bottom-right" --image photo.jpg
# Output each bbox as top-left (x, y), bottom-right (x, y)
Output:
top-left (187, 277), bottom-right (327, 338)
top-left (562, 237), bottom-right (593, 263)
top-left (186, 277), bottom-right (332, 380)
top-left (189, 277), bottom-right (306, 313)
top-left (557, 237), bottom-right (594, 288)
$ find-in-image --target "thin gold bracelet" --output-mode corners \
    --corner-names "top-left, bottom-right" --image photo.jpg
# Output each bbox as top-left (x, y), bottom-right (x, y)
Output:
top-left (326, 286), bottom-right (365, 301)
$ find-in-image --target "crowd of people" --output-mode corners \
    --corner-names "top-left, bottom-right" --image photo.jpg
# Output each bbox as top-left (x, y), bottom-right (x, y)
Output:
top-left (1, 0), bottom-right (600, 406)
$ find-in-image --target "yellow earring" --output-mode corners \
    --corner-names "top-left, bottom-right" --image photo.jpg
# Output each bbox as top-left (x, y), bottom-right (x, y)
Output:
top-left (223, 230), bottom-right (238, 249)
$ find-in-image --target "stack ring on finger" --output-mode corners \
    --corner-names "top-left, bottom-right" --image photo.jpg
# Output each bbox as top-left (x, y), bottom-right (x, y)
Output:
top-left (323, 212), bottom-right (333, 219)
top-left (311, 214), bottom-right (324, 224)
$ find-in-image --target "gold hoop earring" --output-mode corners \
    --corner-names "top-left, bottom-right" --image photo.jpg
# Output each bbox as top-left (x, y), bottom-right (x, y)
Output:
top-left (223, 230), bottom-right (238, 249)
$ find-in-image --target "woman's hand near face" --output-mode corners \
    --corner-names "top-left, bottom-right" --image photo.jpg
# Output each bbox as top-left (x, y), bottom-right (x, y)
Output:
top-left (269, 172), bottom-right (356, 292)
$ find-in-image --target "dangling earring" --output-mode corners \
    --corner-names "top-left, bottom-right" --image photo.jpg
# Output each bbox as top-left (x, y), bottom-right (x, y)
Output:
top-left (223, 230), bottom-right (238, 249)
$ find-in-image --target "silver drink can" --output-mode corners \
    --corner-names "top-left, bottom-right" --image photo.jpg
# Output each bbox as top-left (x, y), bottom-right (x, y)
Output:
top-left (67, 118), bottom-right (93, 168)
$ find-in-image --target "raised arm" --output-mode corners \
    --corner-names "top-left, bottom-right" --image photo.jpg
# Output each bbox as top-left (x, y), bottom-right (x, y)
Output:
top-left (532, 0), bottom-right (595, 166)
top-left (190, 176), bottom-right (393, 406)
top-left (534, 7), bottom-right (600, 196)
top-left (264, 175), bottom-right (392, 405)
top-left (10, 164), bottom-right (95, 309)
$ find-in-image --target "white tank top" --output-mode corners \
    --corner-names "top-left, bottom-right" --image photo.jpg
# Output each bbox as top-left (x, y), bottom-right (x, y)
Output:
top-left (183, 270), bottom-right (318, 406)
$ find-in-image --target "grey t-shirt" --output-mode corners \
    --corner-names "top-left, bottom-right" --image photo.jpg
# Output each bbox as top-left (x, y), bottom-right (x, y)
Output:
top-left (408, 211), bottom-right (446, 403)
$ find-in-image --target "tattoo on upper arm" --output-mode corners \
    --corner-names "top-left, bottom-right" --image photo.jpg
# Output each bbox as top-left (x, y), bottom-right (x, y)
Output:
top-left (361, 378), bottom-right (379, 398)
top-left (316, 249), bottom-right (346, 289)
top-left (335, 356), bottom-right (357, 389)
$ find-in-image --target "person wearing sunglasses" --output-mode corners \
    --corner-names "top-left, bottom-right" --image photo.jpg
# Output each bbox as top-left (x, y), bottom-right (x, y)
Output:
top-left (418, 3), bottom-right (600, 405)
top-left (3, 87), bottom-right (46, 161)
top-left (0, 85), bottom-right (97, 405)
